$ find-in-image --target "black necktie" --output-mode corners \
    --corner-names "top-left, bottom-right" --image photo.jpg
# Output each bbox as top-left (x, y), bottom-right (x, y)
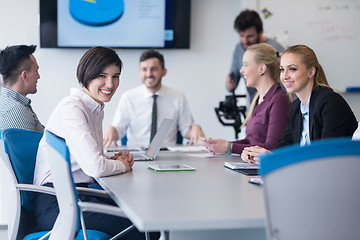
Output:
top-left (150, 94), bottom-right (158, 143)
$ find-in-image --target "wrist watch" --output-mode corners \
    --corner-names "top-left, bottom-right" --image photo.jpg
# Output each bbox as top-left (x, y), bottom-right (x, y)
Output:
top-left (226, 142), bottom-right (232, 155)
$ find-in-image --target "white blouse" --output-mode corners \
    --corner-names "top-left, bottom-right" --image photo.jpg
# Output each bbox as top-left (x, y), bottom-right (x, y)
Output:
top-left (34, 88), bottom-right (126, 185)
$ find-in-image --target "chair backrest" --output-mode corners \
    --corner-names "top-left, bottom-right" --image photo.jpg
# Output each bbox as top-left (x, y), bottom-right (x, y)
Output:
top-left (121, 134), bottom-right (127, 146)
top-left (0, 128), bottom-right (43, 240)
top-left (45, 130), bottom-right (79, 240)
top-left (260, 138), bottom-right (360, 240)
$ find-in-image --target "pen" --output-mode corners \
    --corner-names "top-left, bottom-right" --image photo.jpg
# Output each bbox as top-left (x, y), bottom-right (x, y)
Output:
top-left (248, 178), bottom-right (263, 186)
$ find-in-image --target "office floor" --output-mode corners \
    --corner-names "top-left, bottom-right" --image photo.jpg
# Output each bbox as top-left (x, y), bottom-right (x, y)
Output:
top-left (0, 225), bottom-right (7, 240)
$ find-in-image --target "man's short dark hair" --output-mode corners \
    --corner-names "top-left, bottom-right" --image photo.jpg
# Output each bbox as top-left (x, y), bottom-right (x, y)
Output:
top-left (77, 46), bottom-right (122, 89)
top-left (0, 45), bottom-right (36, 85)
top-left (234, 10), bottom-right (263, 33)
top-left (140, 50), bottom-right (165, 69)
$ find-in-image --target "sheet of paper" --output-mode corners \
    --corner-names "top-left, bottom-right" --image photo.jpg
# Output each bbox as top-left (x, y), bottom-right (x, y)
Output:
top-left (188, 153), bottom-right (240, 158)
top-left (167, 145), bottom-right (206, 152)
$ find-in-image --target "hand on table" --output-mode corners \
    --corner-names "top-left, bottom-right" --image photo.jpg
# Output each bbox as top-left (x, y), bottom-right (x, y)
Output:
top-left (241, 146), bottom-right (270, 164)
top-left (203, 138), bottom-right (228, 154)
top-left (111, 150), bottom-right (134, 171)
top-left (187, 124), bottom-right (205, 146)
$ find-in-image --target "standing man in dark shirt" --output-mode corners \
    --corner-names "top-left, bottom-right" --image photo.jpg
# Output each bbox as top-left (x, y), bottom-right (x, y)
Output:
top-left (0, 45), bottom-right (44, 132)
top-left (226, 10), bottom-right (285, 103)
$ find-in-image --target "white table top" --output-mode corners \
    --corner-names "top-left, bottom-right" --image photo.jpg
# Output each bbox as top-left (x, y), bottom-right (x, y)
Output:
top-left (98, 151), bottom-right (265, 232)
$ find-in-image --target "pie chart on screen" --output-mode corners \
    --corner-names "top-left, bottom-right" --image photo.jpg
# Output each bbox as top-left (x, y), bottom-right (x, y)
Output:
top-left (70, 0), bottom-right (124, 26)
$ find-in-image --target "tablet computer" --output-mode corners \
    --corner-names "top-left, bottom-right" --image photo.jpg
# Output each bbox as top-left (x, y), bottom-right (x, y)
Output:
top-left (232, 169), bottom-right (258, 176)
top-left (224, 162), bottom-right (259, 169)
top-left (224, 162), bottom-right (259, 176)
top-left (148, 164), bottom-right (196, 172)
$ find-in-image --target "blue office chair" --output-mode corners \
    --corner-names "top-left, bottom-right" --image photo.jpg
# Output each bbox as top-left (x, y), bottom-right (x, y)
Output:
top-left (45, 130), bottom-right (136, 240)
top-left (120, 134), bottom-right (127, 146)
top-left (0, 128), bottom-right (117, 240)
top-left (259, 138), bottom-right (360, 240)
top-left (0, 129), bottom-right (55, 240)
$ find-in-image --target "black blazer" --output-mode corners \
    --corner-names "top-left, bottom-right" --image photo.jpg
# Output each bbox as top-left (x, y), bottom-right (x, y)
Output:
top-left (277, 85), bottom-right (358, 148)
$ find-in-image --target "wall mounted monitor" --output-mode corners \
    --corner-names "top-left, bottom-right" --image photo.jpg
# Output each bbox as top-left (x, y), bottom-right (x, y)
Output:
top-left (40, 0), bottom-right (190, 49)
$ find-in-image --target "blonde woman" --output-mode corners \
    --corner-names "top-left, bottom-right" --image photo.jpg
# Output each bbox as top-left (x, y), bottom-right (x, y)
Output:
top-left (242, 44), bottom-right (358, 163)
top-left (205, 43), bottom-right (291, 155)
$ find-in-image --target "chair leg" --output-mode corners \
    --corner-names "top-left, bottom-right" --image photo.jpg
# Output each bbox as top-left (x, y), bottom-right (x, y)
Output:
top-left (145, 231), bottom-right (150, 240)
top-left (80, 211), bottom-right (89, 240)
top-left (159, 231), bottom-right (169, 240)
top-left (38, 230), bottom-right (53, 240)
top-left (110, 224), bottom-right (136, 240)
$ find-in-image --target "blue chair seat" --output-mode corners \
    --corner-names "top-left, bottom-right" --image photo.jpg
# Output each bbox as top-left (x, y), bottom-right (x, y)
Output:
top-left (23, 229), bottom-right (111, 240)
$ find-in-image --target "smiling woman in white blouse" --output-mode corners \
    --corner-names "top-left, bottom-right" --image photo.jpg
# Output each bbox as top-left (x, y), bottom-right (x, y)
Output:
top-left (33, 47), bottom-right (159, 239)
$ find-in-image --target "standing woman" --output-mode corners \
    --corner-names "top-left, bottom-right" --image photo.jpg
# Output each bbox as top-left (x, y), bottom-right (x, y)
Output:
top-left (33, 47), bottom-right (158, 239)
top-left (242, 44), bottom-right (358, 163)
top-left (205, 43), bottom-right (291, 154)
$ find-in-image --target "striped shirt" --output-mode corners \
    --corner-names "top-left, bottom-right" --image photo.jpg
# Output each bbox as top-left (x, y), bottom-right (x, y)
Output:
top-left (0, 87), bottom-right (44, 133)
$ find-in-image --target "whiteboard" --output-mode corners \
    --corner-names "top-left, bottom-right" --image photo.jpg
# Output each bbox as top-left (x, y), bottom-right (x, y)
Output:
top-left (259, 0), bottom-right (360, 92)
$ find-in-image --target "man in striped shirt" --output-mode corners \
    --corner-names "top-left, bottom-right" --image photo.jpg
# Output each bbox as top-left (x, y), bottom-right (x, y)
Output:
top-left (0, 45), bottom-right (44, 132)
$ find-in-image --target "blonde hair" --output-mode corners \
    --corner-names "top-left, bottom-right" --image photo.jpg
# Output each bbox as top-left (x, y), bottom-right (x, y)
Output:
top-left (241, 43), bottom-right (284, 128)
top-left (247, 43), bottom-right (280, 82)
top-left (282, 44), bottom-right (330, 87)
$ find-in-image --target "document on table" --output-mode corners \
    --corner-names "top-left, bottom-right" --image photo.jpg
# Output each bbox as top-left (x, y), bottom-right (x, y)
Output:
top-left (188, 153), bottom-right (241, 158)
top-left (167, 145), bottom-right (206, 152)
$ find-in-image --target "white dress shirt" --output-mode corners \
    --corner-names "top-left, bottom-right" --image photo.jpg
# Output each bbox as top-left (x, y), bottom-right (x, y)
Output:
top-left (34, 88), bottom-right (126, 185)
top-left (300, 95), bottom-right (311, 146)
top-left (353, 122), bottom-right (360, 140)
top-left (112, 85), bottom-right (194, 147)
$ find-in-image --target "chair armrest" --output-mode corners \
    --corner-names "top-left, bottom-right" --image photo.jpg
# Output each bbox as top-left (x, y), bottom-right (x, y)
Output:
top-left (78, 201), bottom-right (128, 218)
top-left (16, 184), bottom-right (56, 195)
top-left (75, 187), bottom-right (110, 199)
top-left (16, 184), bottom-right (110, 198)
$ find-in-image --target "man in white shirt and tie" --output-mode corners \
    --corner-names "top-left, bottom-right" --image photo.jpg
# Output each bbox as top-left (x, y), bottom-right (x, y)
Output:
top-left (103, 49), bottom-right (205, 148)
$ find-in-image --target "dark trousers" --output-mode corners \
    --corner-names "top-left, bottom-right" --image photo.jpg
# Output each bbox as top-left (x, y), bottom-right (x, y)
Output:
top-left (33, 183), bottom-right (159, 240)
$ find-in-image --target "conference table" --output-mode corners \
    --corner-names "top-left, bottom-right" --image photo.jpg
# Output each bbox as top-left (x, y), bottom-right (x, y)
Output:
top-left (98, 149), bottom-right (266, 240)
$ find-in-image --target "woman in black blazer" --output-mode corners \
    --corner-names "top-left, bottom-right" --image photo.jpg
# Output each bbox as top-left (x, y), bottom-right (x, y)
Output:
top-left (242, 44), bottom-right (358, 163)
